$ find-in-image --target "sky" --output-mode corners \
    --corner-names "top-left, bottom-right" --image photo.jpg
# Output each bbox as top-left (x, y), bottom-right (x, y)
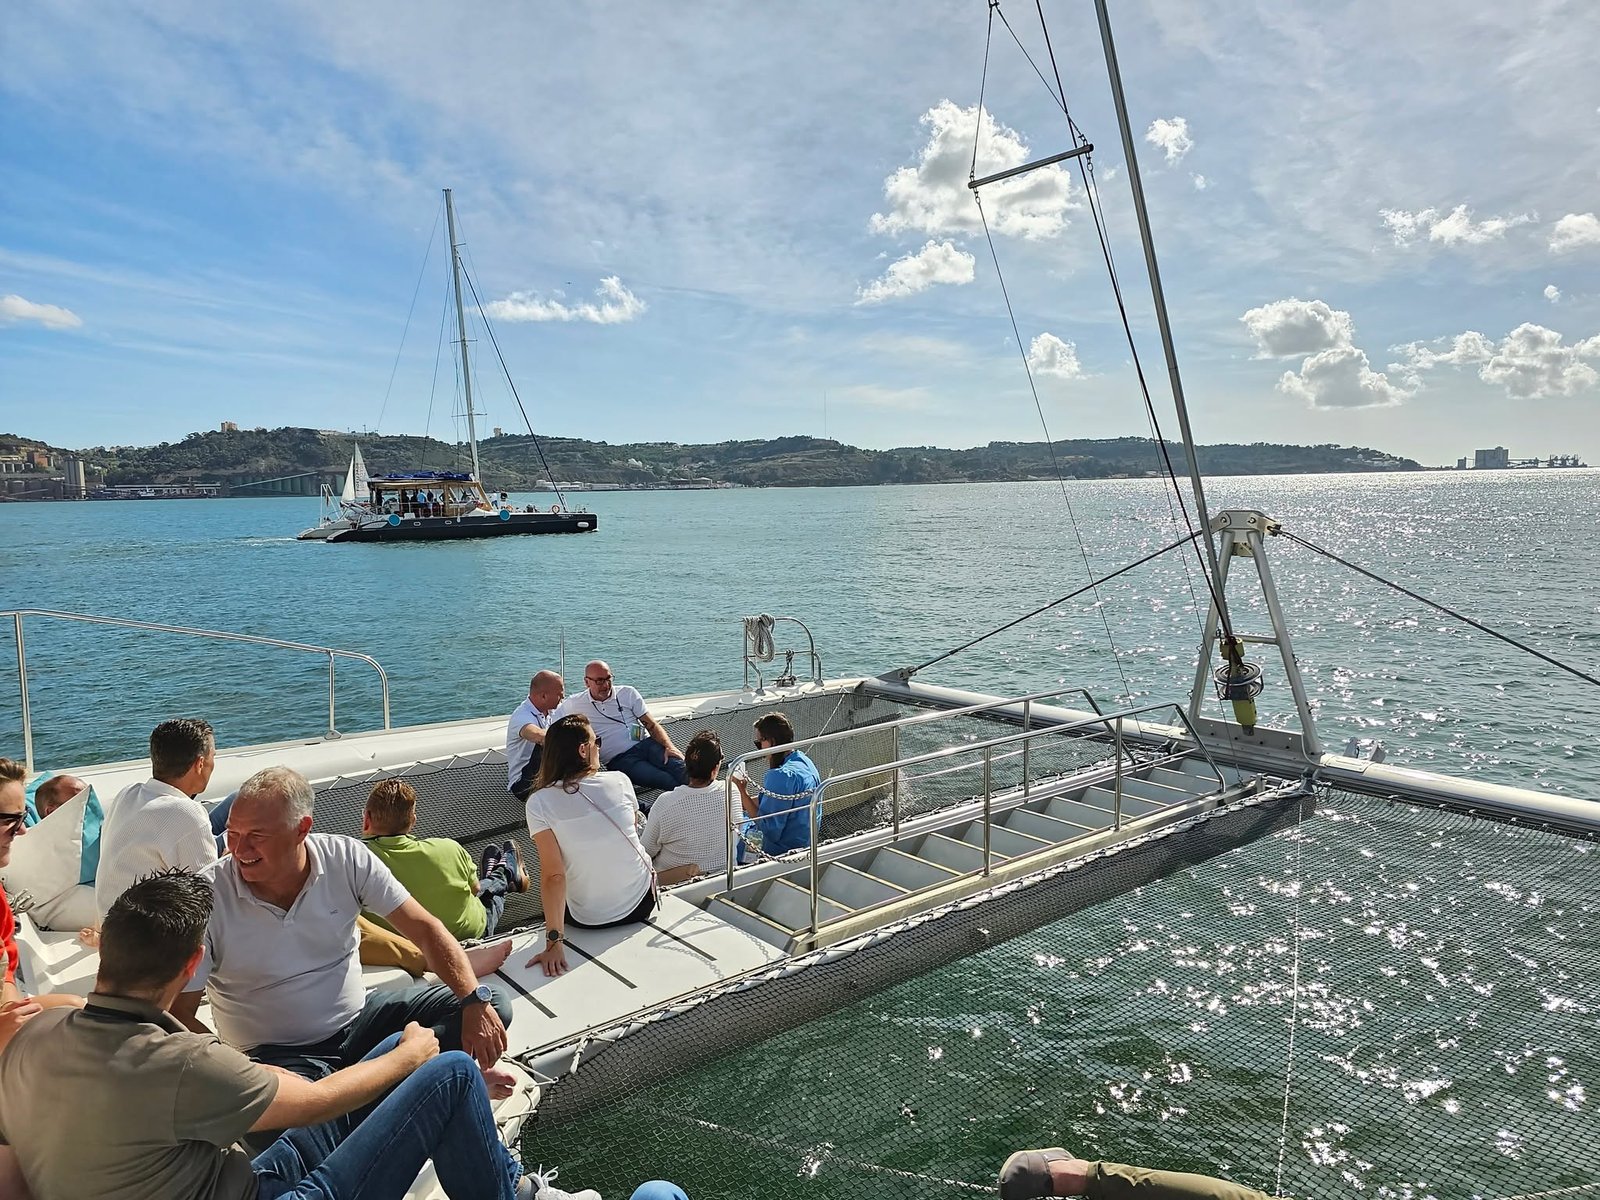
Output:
top-left (2, 0), bottom-right (1598, 465)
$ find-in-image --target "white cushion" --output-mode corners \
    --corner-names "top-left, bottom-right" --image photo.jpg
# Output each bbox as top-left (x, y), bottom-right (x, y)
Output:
top-left (27, 883), bottom-right (99, 935)
top-left (0, 791), bottom-right (93, 910)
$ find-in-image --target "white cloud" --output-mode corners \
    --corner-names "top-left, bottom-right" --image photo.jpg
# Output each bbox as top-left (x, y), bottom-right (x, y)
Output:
top-left (1393, 323), bottom-right (1600, 399)
top-left (484, 276), bottom-right (645, 324)
top-left (855, 240), bottom-right (975, 305)
top-left (1380, 204), bottom-right (1534, 246)
top-left (1240, 298), bottom-right (1354, 358)
top-left (0, 293), bottom-right (83, 330)
top-left (869, 101), bottom-right (1076, 241)
top-left (836, 384), bottom-right (931, 411)
top-left (1550, 212), bottom-right (1600, 253)
top-left (1277, 346), bottom-right (1410, 410)
top-left (1545, 284), bottom-right (1561, 303)
top-left (1145, 117), bottom-right (1194, 165)
top-left (1025, 333), bottom-right (1084, 380)
top-left (1191, 174), bottom-right (1208, 191)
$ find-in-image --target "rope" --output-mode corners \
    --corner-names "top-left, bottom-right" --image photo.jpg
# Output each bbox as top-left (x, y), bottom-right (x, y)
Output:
top-left (375, 199), bottom-right (443, 435)
top-left (910, 530), bottom-right (1200, 675)
top-left (1279, 531), bottom-right (1600, 691)
top-left (640, 1107), bottom-right (1000, 1193)
top-left (456, 259), bottom-right (569, 509)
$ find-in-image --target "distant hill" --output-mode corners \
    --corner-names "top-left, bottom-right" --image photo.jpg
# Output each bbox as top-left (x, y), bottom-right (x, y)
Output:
top-left (11, 427), bottom-right (1425, 491)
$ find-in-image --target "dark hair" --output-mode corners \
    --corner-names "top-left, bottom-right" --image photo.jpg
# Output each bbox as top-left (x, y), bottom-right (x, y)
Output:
top-left (365, 778), bottom-right (417, 836)
top-left (150, 718), bottom-right (214, 782)
top-left (533, 714), bottom-right (596, 791)
top-left (683, 730), bottom-right (723, 783)
top-left (754, 712), bottom-right (796, 769)
top-left (99, 868), bottom-right (214, 992)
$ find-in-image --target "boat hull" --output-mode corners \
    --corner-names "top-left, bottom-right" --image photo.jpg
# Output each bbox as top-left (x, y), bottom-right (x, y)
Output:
top-left (325, 511), bottom-right (597, 542)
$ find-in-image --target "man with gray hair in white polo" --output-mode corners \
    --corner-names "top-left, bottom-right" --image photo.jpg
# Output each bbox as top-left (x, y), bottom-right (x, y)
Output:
top-left (171, 765), bottom-right (518, 1100)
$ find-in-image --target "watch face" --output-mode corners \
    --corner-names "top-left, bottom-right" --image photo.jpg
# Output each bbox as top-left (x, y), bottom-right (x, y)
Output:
top-left (473, 985), bottom-right (494, 1004)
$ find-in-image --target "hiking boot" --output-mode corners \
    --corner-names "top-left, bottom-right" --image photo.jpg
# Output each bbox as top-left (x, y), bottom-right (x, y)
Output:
top-left (479, 842), bottom-right (503, 880)
top-left (500, 840), bottom-right (530, 893)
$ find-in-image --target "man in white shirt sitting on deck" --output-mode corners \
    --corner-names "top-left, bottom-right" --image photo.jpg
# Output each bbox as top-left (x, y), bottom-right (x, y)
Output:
top-left (556, 660), bottom-right (686, 801)
top-left (170, 765), bottom-right (519, 1104)
top-left (94, 717), bottom-right (219, 918)
top-left (507, 669), bottom-right (565, 800)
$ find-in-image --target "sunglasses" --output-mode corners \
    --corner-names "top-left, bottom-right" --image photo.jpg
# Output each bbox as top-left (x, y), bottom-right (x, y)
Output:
top-left (0, 812), bottom-right (26, 835)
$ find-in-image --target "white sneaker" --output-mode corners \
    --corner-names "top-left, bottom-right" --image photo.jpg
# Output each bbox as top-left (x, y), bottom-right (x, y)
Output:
top-left (518, 1165), bottom-right (602, 1200)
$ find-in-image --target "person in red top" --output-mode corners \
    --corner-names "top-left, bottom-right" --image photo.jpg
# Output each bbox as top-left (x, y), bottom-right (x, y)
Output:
top-left (1, 758), bottom-right (85, 1055)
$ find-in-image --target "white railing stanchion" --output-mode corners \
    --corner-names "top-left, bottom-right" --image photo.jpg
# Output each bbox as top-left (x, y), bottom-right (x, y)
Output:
top-left (890, 725), bottom-right (901, 841)
top-left (1113, 716), bottom-right (1125, 830)
top-left (14, 616), bottom-right (32, 775)
top-left (982, 746), bottom-right (993, 876)
top-left (1022, 698), bottom-right (1032, 795)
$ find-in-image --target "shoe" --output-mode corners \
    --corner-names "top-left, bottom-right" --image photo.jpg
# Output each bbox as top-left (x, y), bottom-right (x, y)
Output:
top-left (500, 840), bottom-right (530, 893)
top-left (479, 842), bottom-right (503, 880)
top-left (518, 1165), bottom-right (601, 1200)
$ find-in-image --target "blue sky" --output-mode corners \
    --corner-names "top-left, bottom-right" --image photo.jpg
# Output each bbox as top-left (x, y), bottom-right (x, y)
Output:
top-left (2, 0), bottom-right (1597, 465)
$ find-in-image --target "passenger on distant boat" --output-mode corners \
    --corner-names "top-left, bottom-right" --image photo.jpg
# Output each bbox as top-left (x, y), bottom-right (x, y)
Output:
top-left (361, 778), bottom-right (530, 941)
top-left (556, 660), bottom-right (686, 798)
top-left (169, 766), bottom-right (520, 1103)
top-left (507, 670), bottom-right (566, 800)
top-left (732, 712), bottom-right (822, 858)
top-left (94, 718), bottom-right (218, 921)
top-left (30, 773), bottom-right (87, 824)
top-left (999, 1147), bottom-right (1275, 1199)
top-left (641, 730), bottom-right (731, 885)
top-left (0, 869), bottom-right (537, 1200)
top-left (525, 715), bottom-right (657, 978)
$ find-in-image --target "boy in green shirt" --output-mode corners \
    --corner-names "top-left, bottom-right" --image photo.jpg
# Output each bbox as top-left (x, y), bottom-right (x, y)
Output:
top-left (361, 779), bottom-right (528, 941)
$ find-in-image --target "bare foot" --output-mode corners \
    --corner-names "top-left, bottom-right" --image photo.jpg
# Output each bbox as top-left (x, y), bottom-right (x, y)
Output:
top-left (465, 939), bottom-right (513, 977)
top-left (482, 1063), bottom-right (518, 1101)
top-left (77, 927), bottom-right (100, 949)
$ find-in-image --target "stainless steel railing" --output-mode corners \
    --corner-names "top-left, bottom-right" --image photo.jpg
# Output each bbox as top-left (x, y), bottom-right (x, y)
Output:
top-left (720, 683), bottom-right (1110, 891)
top-left (724, 700), bottom-right (1225, 946)
top-left (4, 609), bottom-right (392, 773)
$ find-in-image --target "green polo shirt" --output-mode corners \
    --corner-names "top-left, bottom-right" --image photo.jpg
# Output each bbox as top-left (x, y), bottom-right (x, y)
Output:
top-left (363, 834), bottom-right (486, 941)
top-left (0, 993), bottom-right (278, 1200)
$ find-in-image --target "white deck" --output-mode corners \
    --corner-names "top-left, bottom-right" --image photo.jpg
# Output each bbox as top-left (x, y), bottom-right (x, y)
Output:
top-left (493, 894), bottom-right (786, 1059)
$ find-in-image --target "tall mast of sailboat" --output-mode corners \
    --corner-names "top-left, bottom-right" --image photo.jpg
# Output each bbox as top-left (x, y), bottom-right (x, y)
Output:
top-left (1091, 0), bottom-right (1233, 638)
top-left (443, 188), bottom-right (483, 482)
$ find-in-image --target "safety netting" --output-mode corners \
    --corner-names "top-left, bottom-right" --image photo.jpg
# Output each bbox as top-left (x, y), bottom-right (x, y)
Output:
top-left (520, 790), bottom-right (1599, 1200)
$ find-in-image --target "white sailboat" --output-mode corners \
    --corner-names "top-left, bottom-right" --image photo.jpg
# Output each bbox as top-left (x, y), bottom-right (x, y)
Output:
top-left (295, 442), bottom-right (374, 540)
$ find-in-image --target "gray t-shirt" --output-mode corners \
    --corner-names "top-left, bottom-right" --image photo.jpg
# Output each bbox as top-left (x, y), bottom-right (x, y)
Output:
top-left (0, 994), bottom-right (278, 1200)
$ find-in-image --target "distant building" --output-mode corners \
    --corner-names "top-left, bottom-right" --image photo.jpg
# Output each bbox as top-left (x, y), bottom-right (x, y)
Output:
top-left (1456, 457), bottom-right (1468, 470)
top-left (220, 420), bottom-right (239, 432)
top-left (493, 426), bottom-right (504, 437)
top-left (26, 449), bottom-right (51, 469)
top-left (1473, 446), bottom-right (1510, 470)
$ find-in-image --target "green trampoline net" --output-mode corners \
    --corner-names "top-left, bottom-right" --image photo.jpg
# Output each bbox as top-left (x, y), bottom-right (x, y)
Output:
top-left (522, 791), bottom-right (1599, 1200)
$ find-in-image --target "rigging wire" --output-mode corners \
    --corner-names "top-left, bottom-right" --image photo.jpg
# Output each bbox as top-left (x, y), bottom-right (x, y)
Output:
top-left (374, 201), bottom-right (444, 435)
top-left (456, 258), bottom-right (570, 510)
top-left (424, 262), bottom-right (452, 447)
top-left (910, 530), bottom-right (1201, 675)
top-left (1280, 531), bottom-right (1600, 691)
top-left (967, 7), bottom-right (1135, 705)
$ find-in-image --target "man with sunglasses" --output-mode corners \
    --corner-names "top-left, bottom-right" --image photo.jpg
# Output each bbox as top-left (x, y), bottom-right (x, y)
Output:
top-left (555, 660), bottom-right (685, 800)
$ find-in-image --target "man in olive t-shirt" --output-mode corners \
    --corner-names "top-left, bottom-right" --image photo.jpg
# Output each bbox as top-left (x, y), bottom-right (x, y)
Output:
top-left (0, 868), bottom-right (529, 1200)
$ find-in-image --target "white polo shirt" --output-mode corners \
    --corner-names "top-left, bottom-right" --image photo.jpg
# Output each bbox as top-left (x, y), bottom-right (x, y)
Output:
top-left (505, 697), bottom-right (556, 790)
top-left (95, 779), bottom-right (218, 918)
top-left (556, 685), bottom-right (649, 766)
top-left (187, 834), bottom-right (410, 1052)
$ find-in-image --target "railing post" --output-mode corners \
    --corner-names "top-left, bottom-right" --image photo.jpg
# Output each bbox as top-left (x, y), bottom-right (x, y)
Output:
top-left (890, 725), bottom-right (901, 841)
top-left (725, 778), bottom-right (738, 893)
top-left (1113, 716), bottom-right (1124, 831)
top-left (14, 616), bottom-right (32, 775)
top-left (1022, 699), bottom-right (1032, 795)
top-left (327, 652), bottom-right (338, 736)
top-left (982, 746), bottom-right (993, 876)
top-left (809, 815), bottom-right (820, 944)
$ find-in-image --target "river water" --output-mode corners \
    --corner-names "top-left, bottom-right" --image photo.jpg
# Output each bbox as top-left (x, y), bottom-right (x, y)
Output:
top-left (3, 470), bottom-right (1597, 791)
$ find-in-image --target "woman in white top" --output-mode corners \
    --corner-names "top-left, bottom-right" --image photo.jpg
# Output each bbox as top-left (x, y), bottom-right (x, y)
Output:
top-left (525, 714), bottom-right (655, 976)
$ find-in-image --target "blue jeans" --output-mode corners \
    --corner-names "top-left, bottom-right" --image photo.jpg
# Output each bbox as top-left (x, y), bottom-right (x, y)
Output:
top-left (477, 859), bottom-right (516, 937)
top-left (252, 1034), bottom-right (522, 1199)
top-left (210, 790), bottom-right (237, 854)
top-left (250, 982), bottom-right (514, 1084)
top-left (607, 739), bottom-right (686, 798)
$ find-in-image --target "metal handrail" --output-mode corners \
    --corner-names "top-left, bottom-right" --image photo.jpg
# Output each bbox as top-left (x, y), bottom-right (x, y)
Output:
top-left (742, 614), bottom-right (824, 692)
top-left (720, 683), bottom-right (1110, 890)
top-left (720, 700), bottom-right (1225, 945)
top-left (4, 609), bottom-right (392, 773)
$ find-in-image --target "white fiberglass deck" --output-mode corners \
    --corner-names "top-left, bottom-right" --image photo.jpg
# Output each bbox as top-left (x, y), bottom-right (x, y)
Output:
top-left (493, 894), bottom-right (786, 1061)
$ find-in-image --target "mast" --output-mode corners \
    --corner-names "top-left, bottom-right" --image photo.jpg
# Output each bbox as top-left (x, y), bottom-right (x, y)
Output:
top-left (1091, 0), bottom-right (1233, 639)
top-left (443, 188), bottom-right (483, 482)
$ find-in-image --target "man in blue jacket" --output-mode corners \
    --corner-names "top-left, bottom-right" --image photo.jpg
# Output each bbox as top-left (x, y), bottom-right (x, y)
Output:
top-left (734, 712), bottom-right (822, 857)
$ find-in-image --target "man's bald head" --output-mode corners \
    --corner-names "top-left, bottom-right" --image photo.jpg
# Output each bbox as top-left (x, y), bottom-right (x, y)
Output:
top-left (35, 774), bottom-right (88, 820)
top-left (530, 669), bottom-right (565, 713)
top-left (583, 660), bottom-right (615, 701)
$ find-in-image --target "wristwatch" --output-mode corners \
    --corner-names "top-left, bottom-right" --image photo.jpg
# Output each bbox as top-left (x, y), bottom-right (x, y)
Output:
top-left (546, 929), bottom-right (563, 944)
top-left (463, 984), bottom-right (494, 1007)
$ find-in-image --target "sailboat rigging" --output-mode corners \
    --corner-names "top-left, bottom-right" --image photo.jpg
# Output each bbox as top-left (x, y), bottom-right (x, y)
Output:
top-left (297, 188), bottom-right (598, 543)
